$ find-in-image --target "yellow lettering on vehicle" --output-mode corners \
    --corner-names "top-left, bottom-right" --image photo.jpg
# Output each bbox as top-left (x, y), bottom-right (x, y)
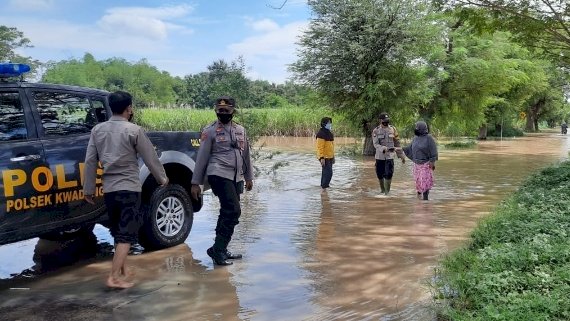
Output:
top-left (31, 166), bottom-right (53, 193)
top-left (2, 162), bottom-right (105, 213)
top-left (3, 169), bottom-right (26, 197)
top-left (6, 195), bottom-right (54, 212)
top-left (190, 138), bottom-right (200, 147)
top-left (55, 164), bottom-right (77, 189)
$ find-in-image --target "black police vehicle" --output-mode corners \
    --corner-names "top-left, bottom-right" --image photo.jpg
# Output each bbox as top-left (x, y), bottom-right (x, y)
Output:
top-left (0, 63), bottom-right (203, 250)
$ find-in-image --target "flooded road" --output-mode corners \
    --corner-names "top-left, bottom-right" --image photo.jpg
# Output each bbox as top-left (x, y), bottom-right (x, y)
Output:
top-left (0, 133), bottom-right (568, 321)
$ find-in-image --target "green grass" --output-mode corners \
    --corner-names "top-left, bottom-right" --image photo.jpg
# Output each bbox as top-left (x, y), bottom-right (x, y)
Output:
top-left (433, 161), bottom-right (570, 321)
top-left (443, 140), bottom-right (478, 149)
top-left (136, 107), bottom-right (360, 138)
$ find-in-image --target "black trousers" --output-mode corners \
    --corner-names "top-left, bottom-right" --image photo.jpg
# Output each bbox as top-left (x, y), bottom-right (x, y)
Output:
top-left (321, 158), bottom-right (333, 188)
top-left (375, 159), bottom-right (395, 180)
top-left (208, 175), bottom-right (242, 250)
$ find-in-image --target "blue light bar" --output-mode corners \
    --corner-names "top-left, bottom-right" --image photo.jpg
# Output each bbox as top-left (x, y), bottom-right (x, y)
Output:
top-left (0, 63), bottom-right (31, 78)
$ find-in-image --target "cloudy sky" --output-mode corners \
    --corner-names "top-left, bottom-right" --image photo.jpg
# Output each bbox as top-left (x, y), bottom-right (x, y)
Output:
top-left (2, 0), bottom-right (311, 83)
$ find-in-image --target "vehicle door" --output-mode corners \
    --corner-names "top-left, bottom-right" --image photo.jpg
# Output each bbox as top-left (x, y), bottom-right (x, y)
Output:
top-left (28, 89), bottom-right (106, 225)
top-left (0, 88), bottom-right (47, 244)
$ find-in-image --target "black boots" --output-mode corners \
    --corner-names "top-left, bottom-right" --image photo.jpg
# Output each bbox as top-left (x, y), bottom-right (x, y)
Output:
top-left (206, 247), bottom-right (243, 265)
top-left (207, 247), bottom-right (232, 266)
top-left (207, 235), bottom-right (243, 266)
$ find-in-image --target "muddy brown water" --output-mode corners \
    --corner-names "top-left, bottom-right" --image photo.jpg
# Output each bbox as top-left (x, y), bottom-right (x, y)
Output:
top-left (0, 133), bottom-right (568, 321)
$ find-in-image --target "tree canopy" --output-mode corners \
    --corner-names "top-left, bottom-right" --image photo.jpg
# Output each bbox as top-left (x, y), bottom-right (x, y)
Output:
top-left (0, 25), bottom-right (40, 78)
top-left (292, 0), bottom-right (570, 150)
top-left (446, 0), bottom-right (570, 66)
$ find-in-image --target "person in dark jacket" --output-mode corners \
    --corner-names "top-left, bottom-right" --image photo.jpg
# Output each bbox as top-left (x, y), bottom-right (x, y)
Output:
top-left (316, 117), bottom-right (335, 189)
top-left (403, 121), bottom-right (438, 200)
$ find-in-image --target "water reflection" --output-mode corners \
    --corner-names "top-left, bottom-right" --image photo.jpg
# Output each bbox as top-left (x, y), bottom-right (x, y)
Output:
top-left (0, 133), bottom-right (566, 321)
top-left (0, 243), bottom-right (246, 321)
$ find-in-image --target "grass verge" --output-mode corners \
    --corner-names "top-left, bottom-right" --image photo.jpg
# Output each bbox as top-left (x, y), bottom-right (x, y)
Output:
top-left (432, 160), bottom-right (570, 321)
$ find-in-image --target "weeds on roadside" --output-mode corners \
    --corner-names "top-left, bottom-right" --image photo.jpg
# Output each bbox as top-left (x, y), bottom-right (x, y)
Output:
top-left (432, 160), bottom-right (570, 320)
top-left (443, 140), bottom-right (477, 149)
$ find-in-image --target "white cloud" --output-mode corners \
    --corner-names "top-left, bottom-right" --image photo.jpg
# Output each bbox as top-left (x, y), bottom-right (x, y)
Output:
top-left (0, 4), bottom-right (195, 58)
top-left (97, 5), bottom-right (194, 41)
top-left (230, 20), bottom-right (307, 59)
top-left (1, 18), bottom-right (169, 58)
top-left (228, 20), bottom-right (308, 83)
top-left (8, 0), bottom-right (53, 11)
top-left (98, 15), bottom-right (169, 41)
top-left (105, 5), bottom-right (193, 20)
top-left (249, 19), bottom-right (279, 32)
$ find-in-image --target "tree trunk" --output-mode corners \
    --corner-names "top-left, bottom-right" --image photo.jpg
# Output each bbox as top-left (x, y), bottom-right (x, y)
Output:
top-left (525, 113), bottom-right (535, 132)
top-left (526, 98), bottom-right (545, 132)
top-left (494, 123), bottom-right (502, 135)
top-left (478, 124), bottom-right (487, 140)
top-left (363, 136), bottom-right (375, 156)
top-left (362, 119), bottom-right (376, 156)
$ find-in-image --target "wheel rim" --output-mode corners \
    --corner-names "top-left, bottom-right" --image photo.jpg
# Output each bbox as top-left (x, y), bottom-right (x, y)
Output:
top-left (155, 196), bottom-right (185, 237)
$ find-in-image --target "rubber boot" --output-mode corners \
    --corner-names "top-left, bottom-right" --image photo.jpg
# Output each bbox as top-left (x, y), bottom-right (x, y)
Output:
top-left (423, 190), bottom-right (429, 201)
top-left (384, 179), bottom-right (392, 195)
top-left (379, 179), bottom-right (386, 194)
top-left (208, 236), bottom-right (232, 265)
top-left (215, 235), bottom-right (242, 260)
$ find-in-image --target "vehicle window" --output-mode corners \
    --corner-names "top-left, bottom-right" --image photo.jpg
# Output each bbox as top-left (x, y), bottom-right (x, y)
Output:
top-left (33, 91), bottom-right (92, 137)
top-left (89, 98), bottom-right (107, 123)
top-left (0, 92), bottom-right (27, 141)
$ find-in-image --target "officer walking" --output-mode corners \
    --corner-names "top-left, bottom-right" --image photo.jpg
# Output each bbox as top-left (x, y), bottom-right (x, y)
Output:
top-left (372, 112), bottom-right (405, 196)
top-left (191, 96), bottom-right (254, 266)
top-left (83, 91), bottom-right (168, 288)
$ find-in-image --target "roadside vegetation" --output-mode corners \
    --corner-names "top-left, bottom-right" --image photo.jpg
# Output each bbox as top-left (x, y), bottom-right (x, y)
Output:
top-left (136, 107), bottom-right (359, 138)
top-left (432, 160), bottom-right (570, 320)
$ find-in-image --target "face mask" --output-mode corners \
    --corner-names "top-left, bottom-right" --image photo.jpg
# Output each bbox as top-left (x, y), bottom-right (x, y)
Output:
top-left (325, 123), bottom-right (332, 130)
top-left (381, 120), bottom-right (389, 126)
top-left (216, 113), bottom-right (233, 124)
top-left (414, 129), bottom-right (421, 136)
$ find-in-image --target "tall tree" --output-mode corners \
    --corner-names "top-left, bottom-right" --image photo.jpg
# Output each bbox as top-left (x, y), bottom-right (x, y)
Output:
top-left (42, 54), bottom-right (178, 107)
top-left (447, 0), bottom-right (570, 66)
top-left (0, 25), bottom-right (40, 77)
top-left (291, 0), bottom-right (443, 154)
top-left (207, 57), bottom-right (251, 108)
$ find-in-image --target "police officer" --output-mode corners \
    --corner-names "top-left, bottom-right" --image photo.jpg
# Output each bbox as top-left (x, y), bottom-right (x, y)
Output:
top-left (190, 96), bottom-right (254, 266)
top-left (372, 112), bottom-right (405, 196)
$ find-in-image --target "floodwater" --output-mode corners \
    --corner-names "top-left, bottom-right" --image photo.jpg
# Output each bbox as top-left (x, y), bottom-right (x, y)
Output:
top-left (0, 133), bottom-right (568, 321)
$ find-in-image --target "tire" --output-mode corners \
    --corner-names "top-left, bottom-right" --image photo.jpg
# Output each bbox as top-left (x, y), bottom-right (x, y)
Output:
top-left (138, 184), bottom-right (193, 250)
top-left (39, 224), bottom-right (96, 241)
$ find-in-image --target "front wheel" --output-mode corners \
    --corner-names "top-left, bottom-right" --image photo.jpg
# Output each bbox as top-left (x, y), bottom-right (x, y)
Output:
top-left (138, 184), bottom-right (193, 250)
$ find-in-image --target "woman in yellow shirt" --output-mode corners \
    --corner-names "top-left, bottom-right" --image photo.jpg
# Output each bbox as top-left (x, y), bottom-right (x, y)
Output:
top-left (316, 117), bottom-right (335, 189)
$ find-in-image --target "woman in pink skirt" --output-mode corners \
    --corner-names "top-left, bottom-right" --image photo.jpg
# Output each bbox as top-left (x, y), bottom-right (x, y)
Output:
top-left (403, 121), bottom-right (438, 200)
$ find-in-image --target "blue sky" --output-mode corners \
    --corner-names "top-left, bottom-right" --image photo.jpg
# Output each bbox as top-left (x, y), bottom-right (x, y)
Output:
top-left (2, 0), bottom-right (311, 83)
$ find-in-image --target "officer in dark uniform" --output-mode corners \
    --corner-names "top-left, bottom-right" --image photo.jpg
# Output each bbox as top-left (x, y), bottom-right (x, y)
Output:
top-left (191, 96), bottom-right (254, 265)
top-left (372, 112), bottom-right (405, 196)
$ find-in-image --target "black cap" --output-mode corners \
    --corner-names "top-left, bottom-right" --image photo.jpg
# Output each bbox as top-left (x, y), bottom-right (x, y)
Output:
top-left (215, 96), bottom-right (235, 108)
top-left (379, 112), bottom-right (389, 120)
